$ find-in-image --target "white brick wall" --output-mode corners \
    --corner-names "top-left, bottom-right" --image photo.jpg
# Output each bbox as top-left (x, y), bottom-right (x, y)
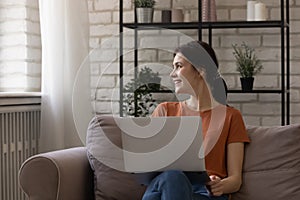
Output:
top-left (87, 0), bottom-right (299, 125)
top-left (4, 0), bottom-right (296, 124)
top-left (0, 0), bottom-right (41, 92)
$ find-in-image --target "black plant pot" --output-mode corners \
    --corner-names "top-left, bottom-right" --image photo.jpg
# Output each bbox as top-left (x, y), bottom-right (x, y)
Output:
top-left (240, 77), bottom-right (254, 91)
top-left (147, 77), bottom-right (161, 91)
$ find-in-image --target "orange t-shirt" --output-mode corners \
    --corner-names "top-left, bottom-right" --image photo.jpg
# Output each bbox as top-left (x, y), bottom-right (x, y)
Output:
top-left (151, 101), bottom-right (250, 178)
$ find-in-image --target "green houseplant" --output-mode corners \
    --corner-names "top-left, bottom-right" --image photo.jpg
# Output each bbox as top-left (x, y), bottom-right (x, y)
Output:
top-left (123, 66), bottom-right (161, 117)
top-left (134, 0), bottom-right (156, 8)
top-left (232, 42), bottom-right (263, 91)
top-left (138, 66), bottom-right (161, 91)
top-left (133, 0), bottom-right (156, 23)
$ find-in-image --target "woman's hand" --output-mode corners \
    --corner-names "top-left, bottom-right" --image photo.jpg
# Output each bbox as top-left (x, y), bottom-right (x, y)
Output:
top-left (207, 175), bottom-right (224, 196)
top-left (206, 143), bottom-right (246, 196)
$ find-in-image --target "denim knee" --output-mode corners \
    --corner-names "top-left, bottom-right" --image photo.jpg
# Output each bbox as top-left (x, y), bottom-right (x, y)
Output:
top-left (156, 170), bottom-right (192, 189)
top-left (159, 170), bottom-right (188, 183)
top-left (143, 170), bottom-right (194, 200)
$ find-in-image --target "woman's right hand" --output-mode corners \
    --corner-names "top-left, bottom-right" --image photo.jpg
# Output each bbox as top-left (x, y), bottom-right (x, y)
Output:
top-left (206, 175), bottom-right (224, 196)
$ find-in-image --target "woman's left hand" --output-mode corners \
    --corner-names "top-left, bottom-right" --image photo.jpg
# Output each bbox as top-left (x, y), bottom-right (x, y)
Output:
top-left (207, 175), bottom-right (224, 196)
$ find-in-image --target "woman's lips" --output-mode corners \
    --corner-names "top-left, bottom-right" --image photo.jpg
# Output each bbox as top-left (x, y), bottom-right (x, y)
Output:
top-left (173, 79), bottom-right (182, 85)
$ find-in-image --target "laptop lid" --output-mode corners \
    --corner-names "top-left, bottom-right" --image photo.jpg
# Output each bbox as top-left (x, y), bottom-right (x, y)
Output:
top-left (116, 116), bottom-right (205, 173)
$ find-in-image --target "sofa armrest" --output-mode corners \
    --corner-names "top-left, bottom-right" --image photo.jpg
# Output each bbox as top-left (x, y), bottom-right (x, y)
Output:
top-left (19, 147), bottom-right (94, 200)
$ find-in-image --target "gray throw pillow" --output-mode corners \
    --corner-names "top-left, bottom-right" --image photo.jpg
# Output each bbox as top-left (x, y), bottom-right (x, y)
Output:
top-left (86, 115), bottom-right (146, 200)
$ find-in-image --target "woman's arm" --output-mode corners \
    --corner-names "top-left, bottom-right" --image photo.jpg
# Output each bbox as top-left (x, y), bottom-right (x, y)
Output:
top-left (207, 142), bottom-right (245, 196)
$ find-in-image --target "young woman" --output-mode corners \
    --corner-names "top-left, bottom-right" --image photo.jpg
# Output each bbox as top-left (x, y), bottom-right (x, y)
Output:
top-left (142, 41), bottom-right (250, 200)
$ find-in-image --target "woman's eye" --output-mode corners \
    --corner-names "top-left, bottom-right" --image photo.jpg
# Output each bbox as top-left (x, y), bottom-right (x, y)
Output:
top-left (172, 63), bottom-right (183, 70)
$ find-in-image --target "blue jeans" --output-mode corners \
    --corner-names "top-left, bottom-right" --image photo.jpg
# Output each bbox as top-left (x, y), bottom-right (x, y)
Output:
top-left (142, 170), bottom-right (229, 200)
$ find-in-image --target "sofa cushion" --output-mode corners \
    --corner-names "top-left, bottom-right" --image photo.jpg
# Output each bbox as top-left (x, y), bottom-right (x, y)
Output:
top-left (232, 124), bottom-right (300, 200)
top-left (86, 115), bottom-right (146, 200)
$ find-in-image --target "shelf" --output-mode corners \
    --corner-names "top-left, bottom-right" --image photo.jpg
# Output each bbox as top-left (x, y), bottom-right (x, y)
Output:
top-left (123, 20), bottom-right (288, 30)
top-left (120, 0), bottom-right (290, 124)
top-left (123, 89), bottom-right (283, 94)
top-left (123, 89), bottom-right (173, 93)
top-left (227, 89), bottom-right (283, 94)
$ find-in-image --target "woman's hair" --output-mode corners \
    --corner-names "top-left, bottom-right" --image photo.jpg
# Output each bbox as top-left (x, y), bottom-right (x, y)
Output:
top-left (174, 41), bottom-right (228, 105)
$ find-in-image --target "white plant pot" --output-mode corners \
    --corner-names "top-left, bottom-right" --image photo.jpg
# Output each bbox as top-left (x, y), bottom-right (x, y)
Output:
top-left (136, 8), bottom-right (154, 23)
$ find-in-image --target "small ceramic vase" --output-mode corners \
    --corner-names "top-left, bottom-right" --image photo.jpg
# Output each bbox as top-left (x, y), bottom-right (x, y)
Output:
top-left (202, 0), bottom-right (217, 22)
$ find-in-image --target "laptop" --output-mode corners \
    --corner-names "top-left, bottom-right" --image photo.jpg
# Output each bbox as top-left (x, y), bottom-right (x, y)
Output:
top-left (115, 116), bottom-right (210, 185)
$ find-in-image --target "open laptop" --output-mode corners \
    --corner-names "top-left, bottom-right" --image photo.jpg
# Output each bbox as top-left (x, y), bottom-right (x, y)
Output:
top-left (115, 116), bottom-right (210, 185)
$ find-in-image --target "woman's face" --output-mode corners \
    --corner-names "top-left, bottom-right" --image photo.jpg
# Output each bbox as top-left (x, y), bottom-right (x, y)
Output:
top-left (170, 53), bottom-right (204, 95)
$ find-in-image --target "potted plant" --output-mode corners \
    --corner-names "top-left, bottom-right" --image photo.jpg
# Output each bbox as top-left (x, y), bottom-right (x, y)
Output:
top-left (232, 42), bottom-right (263, 91)
top-left (138, 66), bottom-right (161, 91)
top-left (123, 66), bottom-right (161, 117)
top-left (134, 0), bottom-right (156, 23)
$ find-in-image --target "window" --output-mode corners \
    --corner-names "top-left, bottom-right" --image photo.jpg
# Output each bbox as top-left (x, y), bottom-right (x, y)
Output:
top-left (0, 0), bottom-right (41, 92)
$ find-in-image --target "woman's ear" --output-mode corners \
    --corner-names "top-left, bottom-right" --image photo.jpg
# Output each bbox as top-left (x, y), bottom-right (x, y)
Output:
top-left (198, 69), bottom-right (205, 77)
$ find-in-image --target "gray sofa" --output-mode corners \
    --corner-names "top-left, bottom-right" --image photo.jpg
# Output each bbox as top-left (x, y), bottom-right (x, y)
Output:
top-left (19, 117), bottom-right (300, 200)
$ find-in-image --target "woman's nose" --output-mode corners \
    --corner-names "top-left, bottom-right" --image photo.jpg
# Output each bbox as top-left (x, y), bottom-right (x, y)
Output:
top-left (170, 68), bottom-right (176, 77)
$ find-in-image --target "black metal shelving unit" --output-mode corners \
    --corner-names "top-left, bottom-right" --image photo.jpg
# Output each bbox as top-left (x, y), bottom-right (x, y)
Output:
top-left (123, 20), bottom-right (286, 30)
top-left (119, 0), bottom-right (290, 125)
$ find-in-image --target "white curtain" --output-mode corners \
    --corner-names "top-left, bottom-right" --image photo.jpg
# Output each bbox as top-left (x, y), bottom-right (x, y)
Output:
top-left (39, 0), bottom-right (90, 152)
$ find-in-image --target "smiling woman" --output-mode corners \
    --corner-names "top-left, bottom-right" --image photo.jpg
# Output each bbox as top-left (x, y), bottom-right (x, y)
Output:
top-left (172, 41), bottom-right (227, 106)
top-left (142, 41), bottom-right (250, 200)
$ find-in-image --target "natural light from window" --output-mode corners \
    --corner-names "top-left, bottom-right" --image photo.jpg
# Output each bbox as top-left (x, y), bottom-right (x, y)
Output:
top-left (0, 0), bottom-right (41, 92)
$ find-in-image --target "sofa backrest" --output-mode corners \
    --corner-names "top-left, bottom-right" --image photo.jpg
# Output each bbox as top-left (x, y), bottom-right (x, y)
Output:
top-left (232, 124), bottom-right (300, 200)
top-left (87, 115), bottom-right (300, 200)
